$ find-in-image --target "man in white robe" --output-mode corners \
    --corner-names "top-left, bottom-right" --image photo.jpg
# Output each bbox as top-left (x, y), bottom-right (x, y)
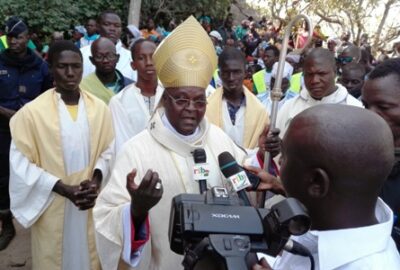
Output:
top-left (93, 17), bottom-right (275, 270)
top-left (9, 41), bottom-right (114, 270)
top-left (206, 47), bottom-right (269, 150)
top-left (81, 11), bottom-right (137, 81)
top-left (109, 39), bottom-right (163, 153)
top-left (276, 48), bottom-right (363, 137)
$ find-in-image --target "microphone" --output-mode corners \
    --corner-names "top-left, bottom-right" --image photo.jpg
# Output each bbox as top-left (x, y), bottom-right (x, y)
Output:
top-left (218, 151), bottom-right (252, 206)
top-left (192, 148), bottom-right (209, 194)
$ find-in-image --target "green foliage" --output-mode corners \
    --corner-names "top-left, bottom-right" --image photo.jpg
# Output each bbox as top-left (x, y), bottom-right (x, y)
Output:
top-left (140, 0), bottom-right (232, 25)
top-left (0, 0), bottom-right (232, 36)
top-left (0, 0), bottom-right (128, 34)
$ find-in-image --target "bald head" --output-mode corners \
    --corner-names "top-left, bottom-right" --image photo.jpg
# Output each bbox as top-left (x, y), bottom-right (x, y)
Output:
top-left (91, 37), bottom-right (116, 55)
top-left (304, 48), bottom-right (336, 71)
top-left (281, 104), bottom-right (394, 229)
top-left (89, 37), bottom-right (119, 74)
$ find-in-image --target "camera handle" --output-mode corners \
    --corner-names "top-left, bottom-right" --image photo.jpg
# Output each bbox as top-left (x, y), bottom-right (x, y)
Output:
top-left (209, 234), bottom-right (250, 270)
top-left (182, 234), bottom-right (251, 270)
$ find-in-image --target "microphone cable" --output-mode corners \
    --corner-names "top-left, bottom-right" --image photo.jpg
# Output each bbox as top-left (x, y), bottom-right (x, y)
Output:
top-left (284, 239), bottom-right (315, 270)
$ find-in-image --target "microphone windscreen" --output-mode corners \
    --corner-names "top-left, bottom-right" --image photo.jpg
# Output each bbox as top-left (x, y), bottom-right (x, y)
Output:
top-left (218, 151), bottom-right (241, 177)
top-left (193, 148), bottom-right (207, 163)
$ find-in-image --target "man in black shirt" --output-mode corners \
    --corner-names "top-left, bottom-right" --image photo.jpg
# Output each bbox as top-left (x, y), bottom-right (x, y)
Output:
top-left (362, 58), bottom-right (400, 249)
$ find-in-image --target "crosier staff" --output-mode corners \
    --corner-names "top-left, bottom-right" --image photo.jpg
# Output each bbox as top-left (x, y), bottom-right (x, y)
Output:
top-left (261, 15), bottom-right (313, 206)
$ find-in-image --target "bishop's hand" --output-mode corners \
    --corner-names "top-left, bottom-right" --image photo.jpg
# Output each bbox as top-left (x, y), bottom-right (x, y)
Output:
top-left (127, 169), bottom-right (163, 223)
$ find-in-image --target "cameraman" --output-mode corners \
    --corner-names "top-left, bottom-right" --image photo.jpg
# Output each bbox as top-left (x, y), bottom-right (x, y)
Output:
top-left (251, 104), bottom-right (400, 269)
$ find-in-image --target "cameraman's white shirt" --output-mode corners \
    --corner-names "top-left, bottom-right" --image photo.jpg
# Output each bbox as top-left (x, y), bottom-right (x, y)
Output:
top-left (273, 198), bottom-right (400, 270)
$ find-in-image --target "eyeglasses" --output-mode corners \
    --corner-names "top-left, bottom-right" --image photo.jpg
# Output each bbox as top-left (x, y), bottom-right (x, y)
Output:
top-left (92, 53), bottom-right (118, 62)
top-left (336, 56), bottom-right (353, 64)
top-left (165, 91), bottom-right (207, 109)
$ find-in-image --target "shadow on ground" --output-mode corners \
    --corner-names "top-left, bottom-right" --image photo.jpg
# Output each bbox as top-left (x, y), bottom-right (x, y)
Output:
top-left (0, 220), bottom-right (31, 269)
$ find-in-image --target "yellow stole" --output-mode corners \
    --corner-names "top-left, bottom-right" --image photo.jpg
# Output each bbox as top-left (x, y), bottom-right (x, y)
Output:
top-left (206, 86), bottom-right (269, 149)
top-left (10, 88), bottom-right (114, 270)
top-left (81, 72), bottom-right (115, 104)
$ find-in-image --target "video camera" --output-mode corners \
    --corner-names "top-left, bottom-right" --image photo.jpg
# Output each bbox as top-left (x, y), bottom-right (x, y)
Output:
top-left (169, 187), bottom-right (311, 270)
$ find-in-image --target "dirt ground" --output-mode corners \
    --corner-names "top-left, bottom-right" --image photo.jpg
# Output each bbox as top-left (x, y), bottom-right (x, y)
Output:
top-left (0, 219), bottom-right (31, 269)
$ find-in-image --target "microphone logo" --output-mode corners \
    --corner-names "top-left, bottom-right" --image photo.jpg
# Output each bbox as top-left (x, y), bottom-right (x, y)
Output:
top-left (193, 164), bottom-right (210, 180)
top-left (228, 171), bottom-right (251, 191)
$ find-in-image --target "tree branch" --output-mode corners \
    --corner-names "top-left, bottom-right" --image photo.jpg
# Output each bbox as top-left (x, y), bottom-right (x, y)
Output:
top-left (373, 0), bottom-right (396, 52)
top-left (315, 10), bottom-right (343, 26)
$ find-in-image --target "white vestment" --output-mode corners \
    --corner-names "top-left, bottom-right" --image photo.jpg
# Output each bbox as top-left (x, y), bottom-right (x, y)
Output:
top-left (9, 95), bottom-right (113, 270)
top-left (222, 99), bottom-right (245, 147)
top-left (81, 40), bottom-right (137, 81)
top-left (109, 84), bottom-right (164, 154)
top-left (273, 198), bottom-right (400, 270)
top-left (276, 84), bottom-right (363, 136)
top-left (93, 108), bottom-right (250, 270)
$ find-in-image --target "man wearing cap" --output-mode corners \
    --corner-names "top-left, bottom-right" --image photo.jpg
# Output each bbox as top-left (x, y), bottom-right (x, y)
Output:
top-left (0, 16), bottom-right (52, 250)
top-left (80, 37), bottom-right (133, 104)
top-left (207, 47), bottom-right (269, 150)
top-left (259, 61), bottom-right (298, 114)
top-left (209, 30), bottom-right (223, 56)
top-left (72, 25), bottom-right (86, 48)
top-left (93, 16), bottom-right (274, 269)
top-left (81, 11), bottom-right (136, 81)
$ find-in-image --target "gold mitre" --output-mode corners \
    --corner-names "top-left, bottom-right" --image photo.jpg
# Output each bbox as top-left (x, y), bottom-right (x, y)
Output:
top-left (153, 16), bottom-right (217, 89)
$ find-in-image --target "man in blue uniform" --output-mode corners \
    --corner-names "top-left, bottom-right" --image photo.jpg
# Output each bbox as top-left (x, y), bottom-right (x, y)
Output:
top-left (0, 16), bottom-right (52, 250)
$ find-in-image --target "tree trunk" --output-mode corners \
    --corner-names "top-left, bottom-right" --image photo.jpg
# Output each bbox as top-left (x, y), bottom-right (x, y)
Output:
top-left (373, 0), bottom-right (395, 53)
top-left (128, 0), bottom-right (142, 26)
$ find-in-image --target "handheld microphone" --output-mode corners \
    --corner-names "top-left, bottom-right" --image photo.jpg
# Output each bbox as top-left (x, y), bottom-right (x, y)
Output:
top-left (218, 152), bottom-right (252, 206)
top-left (192, 148), bottom-right (209, 194)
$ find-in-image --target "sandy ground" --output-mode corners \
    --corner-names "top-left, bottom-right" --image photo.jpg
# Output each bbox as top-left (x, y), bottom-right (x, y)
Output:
top-left (0, 219), bottom-right (31, 269)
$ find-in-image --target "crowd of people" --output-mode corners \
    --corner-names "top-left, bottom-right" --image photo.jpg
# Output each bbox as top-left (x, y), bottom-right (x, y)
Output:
top-left (0, 9), bottom-right (400, 270)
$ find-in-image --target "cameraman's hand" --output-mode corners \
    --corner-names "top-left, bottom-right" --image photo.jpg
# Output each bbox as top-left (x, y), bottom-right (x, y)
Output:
top-left (127, 169), bottom-right (163, 221)
top-left (258, 126), bottom-right (281, 159)
top-left (252, 258), bottom-right (272, 270)
top-left (244, 165), bottom-right (285, 195)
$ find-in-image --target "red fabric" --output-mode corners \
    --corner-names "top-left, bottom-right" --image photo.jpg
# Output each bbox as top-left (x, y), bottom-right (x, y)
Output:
top-left (256, 151), bottom-right (264, 168)
top-left (256, 152), bottom-right (280, 176)
top-left (271, 159), bottom-right (280, 176)
top-left (130, 215), bottom-right (150, 251)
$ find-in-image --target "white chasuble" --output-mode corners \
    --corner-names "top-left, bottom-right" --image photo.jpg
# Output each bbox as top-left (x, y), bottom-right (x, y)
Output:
top-left (94, 108), bottom-right (249, 270)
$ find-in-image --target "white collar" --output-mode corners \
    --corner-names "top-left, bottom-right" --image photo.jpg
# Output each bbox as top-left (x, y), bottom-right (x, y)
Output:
top-left (295, 198), bottom-right (394, 270)
top-left (299, 83), bottom-right (348, 104)
top-left (161, 112), bottom-right (201, 143)
top-left (147, 107), bottom-right (209, 157)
